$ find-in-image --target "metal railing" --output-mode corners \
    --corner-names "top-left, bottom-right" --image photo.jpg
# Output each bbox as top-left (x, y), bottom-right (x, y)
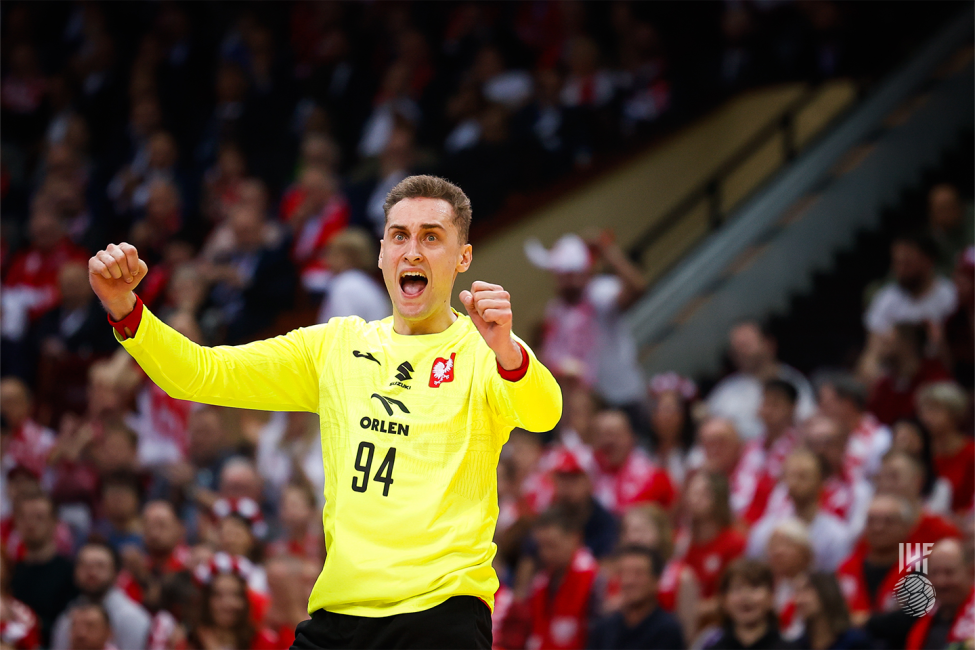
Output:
top-left (626, 84), bottom-right (846, 268)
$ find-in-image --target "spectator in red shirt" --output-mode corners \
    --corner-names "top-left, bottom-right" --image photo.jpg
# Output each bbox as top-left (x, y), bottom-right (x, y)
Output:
top-left (144, 501), bottom-right (187, 569)
top-left (3, 202), bottom-right (88, 334)
top-left (696, 417), bottom-right (777, 525)
top-left (186, 569), bottom-right (278, 650)
top-left (280, 166), bottom-right (350, 283)
top-left (525, 508), bottom-right (601, 650)
top-left (836, 495), bottom-right (915, 635)
top-left (867, 323), bottom-right (952, 425)
top-left (0, 378), bottom-right (55, 495)
top-left (675, 471), bottom-right (747, 635)
top-left (592, 410), bottom-right (675, 515)
top-left (916, 381), bottom-right (975, 513)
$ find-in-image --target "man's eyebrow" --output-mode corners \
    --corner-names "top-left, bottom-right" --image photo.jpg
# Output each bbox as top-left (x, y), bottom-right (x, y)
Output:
top-left (387, 223), bottom-right (446, 232)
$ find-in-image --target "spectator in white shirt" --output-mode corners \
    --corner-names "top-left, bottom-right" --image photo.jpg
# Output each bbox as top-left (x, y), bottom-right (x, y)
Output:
top-left (51, 542), bottom-right (151, 650)
top-left (859, 232), bottom-right (957, 384)
top-left (706, 321), bottom-right (816, 441)
top-left (316, 227), bottom-right (391, 325)
top-left (748, 448), bottom-right (852, 572)
top-left (526, 232), bottom-right (648, 425)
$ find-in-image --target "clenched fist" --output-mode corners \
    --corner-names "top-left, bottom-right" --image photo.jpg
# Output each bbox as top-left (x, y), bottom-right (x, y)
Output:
top-left (88, 242), bottom-right (148, 320)
top-left (459, 281), bottom-right (523, 370)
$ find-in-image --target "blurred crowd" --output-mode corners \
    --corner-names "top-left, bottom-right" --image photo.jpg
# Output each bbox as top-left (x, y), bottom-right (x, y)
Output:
top-left (0, 2), bottom-right (972, 650)
top-left (492, 199), bottom-right (973, 649)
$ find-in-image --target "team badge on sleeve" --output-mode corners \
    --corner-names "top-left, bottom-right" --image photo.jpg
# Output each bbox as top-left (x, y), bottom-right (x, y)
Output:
top-left (429, 353), bottom-right (456, 387)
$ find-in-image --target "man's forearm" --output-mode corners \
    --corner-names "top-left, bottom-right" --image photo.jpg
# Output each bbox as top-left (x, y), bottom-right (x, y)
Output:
top-left (602, 244), bottom-right (647, 295)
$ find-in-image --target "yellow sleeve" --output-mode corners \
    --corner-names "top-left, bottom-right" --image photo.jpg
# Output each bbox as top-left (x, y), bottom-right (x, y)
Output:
top-left (484, 335), bottom-right (563, 432)
top-left (117, 306), bottom-right (321, 412)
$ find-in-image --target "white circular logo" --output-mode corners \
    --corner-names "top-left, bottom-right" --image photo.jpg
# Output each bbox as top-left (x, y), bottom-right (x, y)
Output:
top-left (894, 573), bottom-right (937, 617)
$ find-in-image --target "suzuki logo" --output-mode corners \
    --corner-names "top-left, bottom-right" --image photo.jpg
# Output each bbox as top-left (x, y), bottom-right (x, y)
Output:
top-left (395, 361), bottom-right (414, 382)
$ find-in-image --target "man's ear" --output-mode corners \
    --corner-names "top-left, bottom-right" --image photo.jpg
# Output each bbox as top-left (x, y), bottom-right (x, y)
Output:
top-left (378, 239), bottom-right (384, 269)
top-left (456, 243), bottom-right (472, 273)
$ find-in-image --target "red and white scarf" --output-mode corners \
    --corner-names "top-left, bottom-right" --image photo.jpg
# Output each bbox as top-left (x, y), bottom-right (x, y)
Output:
top-left (593, 447), bottom-right (673, 515)
top-left (906, 587), bottom-right (975, 649)
top-left (0, 597), bottom-right (39, 650)
top-left (526, 547), bottom-right (598, 650)
top-left (844, 414), bottom-right (889, 480)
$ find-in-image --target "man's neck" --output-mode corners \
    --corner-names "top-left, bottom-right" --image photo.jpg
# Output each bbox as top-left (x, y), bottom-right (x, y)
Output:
top-left (84, 586), bottom-right (112, 603)
top-left (621, 597), bottom-right (656, 627)
top-left (843, 410), bottom-right (864, 433)
top-left (24, 540), bottom-right (58, 564)
top-left (763, 425), bottom-right (789, 448)
top-left (894, 356), bottom-right (921, 381)
top-left (393, 305), bottom-right (457, 335)
top-left (793, 498), bottom-right (819, 523)
top-left (754, 360), bottom-right (779, 382)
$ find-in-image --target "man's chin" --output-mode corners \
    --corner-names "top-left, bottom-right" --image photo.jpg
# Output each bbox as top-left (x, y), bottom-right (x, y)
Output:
top-left (394, 300), bottom-right (433, 321)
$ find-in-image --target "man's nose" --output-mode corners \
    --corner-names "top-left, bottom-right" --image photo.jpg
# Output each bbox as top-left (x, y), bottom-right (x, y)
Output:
top-left (404, 237), bottom-right (423, 263)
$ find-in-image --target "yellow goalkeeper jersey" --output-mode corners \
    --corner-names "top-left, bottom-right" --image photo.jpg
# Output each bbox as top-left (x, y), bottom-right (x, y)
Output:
top-left (116, 305), bottom-right (562, 617)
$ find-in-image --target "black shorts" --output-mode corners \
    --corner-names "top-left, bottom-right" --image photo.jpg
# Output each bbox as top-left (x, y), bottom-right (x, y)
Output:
top-left (290, 595), bottom-right (493, 650)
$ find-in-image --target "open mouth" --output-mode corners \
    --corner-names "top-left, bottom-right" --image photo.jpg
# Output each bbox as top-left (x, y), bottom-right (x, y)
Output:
top-left (399, 270), bottom-right (428, 297)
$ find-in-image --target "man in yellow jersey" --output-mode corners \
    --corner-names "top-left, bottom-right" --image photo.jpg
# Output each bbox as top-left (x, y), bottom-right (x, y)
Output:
top-left (88, 175), bottom-right (562, 649)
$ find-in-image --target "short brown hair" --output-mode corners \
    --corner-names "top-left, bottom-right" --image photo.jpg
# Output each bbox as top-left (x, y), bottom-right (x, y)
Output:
top-left (382, 175), bottom-right (472, 244)
top-left (718, 559), bottom-right (777, 629)
top-left (719, 558), bottom-right (774, 595)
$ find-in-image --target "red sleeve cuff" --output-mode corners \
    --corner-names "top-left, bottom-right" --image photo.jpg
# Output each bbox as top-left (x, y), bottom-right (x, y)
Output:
top-left (107, 295), bottom-right (144, 340)
top-left (497, 341), bottom-right (530, 382)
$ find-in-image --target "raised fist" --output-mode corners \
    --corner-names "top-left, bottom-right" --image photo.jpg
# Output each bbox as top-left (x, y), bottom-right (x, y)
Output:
top-left (88, 242), bottom-right (148, 320)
